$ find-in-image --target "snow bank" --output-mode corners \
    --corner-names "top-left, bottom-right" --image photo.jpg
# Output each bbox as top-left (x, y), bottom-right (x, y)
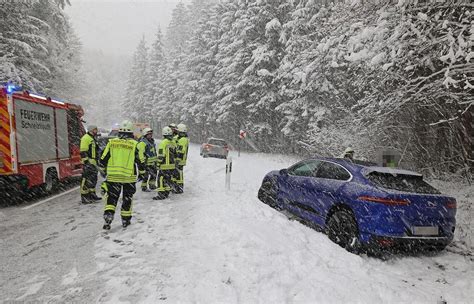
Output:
top-left (430, 180), bottom-right (474, 254)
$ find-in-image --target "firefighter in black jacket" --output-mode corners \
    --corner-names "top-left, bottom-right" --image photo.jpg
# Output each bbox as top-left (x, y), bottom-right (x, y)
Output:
top-left (80, 125), bottom-right (101, 204)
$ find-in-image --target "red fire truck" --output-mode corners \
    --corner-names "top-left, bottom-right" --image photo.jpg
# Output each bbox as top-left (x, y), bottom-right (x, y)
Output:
top-left (0, 85), bottom-right (85, 198)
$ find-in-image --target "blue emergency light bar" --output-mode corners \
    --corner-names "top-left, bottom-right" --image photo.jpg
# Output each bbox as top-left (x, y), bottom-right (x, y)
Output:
top-left (5, 83), bottom-right (22, 94)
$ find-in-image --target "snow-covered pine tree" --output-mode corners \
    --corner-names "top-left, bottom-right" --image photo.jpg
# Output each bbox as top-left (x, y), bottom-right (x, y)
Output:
top-left (0, 2), bottom-right (49, 90)
top-left (239, 0), bottom-right (291, 152)
top-left (161, 2), bottom-right (193, 125)
top-left (146, 27), bottom-right (168, 129)
top-left (374, 1), bottom-right (474, 175)
top-left (31, 0), bottom-right (84, 100)
top-left (123, 36), bottom-right (149, 121)
top-left (180, 1), bottom-right (223, 142)
top-left (212, 0), bottom-right (247, 140)
top-left (0, 0), bottom-right (83, 100)
top-left (277, 0), bottom-right (320, 153)
top-left (166, 2), bottom-right (191, 55)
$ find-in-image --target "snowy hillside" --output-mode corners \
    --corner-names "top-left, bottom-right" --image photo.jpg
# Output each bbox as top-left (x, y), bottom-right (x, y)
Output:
top-left (94, 144), bottom-right (473, 303)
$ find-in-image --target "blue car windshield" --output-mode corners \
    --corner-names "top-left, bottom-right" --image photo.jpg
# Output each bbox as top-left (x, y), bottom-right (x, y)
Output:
top-left (367, 172), bottom-right (441, 194)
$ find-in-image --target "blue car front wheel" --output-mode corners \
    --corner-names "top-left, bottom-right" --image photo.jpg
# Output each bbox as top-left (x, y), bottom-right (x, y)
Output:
top-left (327, 209), bottom-right (360, 253)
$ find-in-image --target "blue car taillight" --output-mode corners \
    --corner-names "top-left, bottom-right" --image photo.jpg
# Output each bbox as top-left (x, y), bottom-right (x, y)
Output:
top-left (358, 196), bottom-right (410, 206)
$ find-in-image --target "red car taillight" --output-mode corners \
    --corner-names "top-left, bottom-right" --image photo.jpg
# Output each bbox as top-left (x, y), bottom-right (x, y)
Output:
top-left (377, 238), bottom-right (395, 247)
top-left (446, 200), bottom-right (457, 209)
top-left (358, 196), bottom-right (410, 206)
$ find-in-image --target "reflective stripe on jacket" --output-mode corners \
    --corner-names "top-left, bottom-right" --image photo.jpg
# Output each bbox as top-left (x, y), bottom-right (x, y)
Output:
top-left (176, 136), bottom-right (189, 166)
top-left (157, 138), bottom-right (176, 170)
top-left (80, 133), bottom-right (98, 165)
top-left (138, 137), bottom-right (158, 166)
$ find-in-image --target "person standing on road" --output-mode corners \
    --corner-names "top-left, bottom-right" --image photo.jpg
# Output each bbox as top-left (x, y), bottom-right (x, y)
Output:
top-left (153, 126), bottom-right (176, 200)
top-left (100, 120), bottom-right (145, 229)
top-left (342, 147), bottom-right (355, 162)
top-left (168, 123), bottom-right (180, 192)
top-left (137, 128), bottom-right (158, 192)
top-left (174, 123), bottom-right (189, 194)
top-left (169, 123), bottom-right (178, 139)
top-left (80, 125), bottom-right (101, 204)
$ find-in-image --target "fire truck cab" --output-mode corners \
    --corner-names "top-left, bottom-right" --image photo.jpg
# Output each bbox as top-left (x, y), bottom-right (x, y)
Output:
top-left (0, 85), bottom-right (85, 199)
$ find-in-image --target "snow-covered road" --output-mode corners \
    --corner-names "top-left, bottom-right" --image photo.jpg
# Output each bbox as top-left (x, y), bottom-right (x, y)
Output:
top-left (1, 144), bottom-right (473, 303)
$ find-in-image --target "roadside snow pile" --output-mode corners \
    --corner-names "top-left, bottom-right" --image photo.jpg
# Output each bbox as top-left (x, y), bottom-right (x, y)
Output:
top-left (430, 179), bottom-right (474, 254)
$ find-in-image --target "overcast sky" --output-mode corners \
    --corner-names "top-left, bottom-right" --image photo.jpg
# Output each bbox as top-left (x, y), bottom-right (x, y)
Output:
top-left (65, 0), bottom-right (188, 56)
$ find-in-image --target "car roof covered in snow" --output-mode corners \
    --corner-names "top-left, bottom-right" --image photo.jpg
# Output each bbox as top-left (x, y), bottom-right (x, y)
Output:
top-left (361, 166), bottom-right (422, 177)
top-left (309, 156), bottom-right (376, 167)
top-left (207, 137), bottom-right (227, 142)
top-left (308, 156), bottom-right (422, 177)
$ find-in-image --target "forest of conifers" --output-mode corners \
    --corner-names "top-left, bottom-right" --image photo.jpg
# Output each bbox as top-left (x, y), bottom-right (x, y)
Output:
top-left (1, 0), bottom-right (472, 178)
top-left (124, 0), bottom-right (472, 178)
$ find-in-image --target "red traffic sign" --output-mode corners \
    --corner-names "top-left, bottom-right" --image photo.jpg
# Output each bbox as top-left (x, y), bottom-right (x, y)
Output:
top-left (239, 130), bottom-right (247, 139)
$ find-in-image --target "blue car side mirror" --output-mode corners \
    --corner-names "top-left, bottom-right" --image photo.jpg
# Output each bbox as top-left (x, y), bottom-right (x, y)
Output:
top-left (280, 168), bottom-right (289, 176)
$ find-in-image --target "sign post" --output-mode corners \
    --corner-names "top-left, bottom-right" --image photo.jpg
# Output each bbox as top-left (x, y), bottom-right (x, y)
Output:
top-left (225, 156), bottom-right (232, 191)
top-left (238, 130), bottom-right (247, 157)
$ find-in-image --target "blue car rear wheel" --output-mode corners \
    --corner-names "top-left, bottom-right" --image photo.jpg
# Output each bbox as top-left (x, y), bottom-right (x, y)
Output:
top-left (327, 209), bottom-right (360, 253)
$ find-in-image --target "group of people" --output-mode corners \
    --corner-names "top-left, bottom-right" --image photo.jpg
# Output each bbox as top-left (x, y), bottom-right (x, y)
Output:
top-left (79, 121), bottom-right (189, 229)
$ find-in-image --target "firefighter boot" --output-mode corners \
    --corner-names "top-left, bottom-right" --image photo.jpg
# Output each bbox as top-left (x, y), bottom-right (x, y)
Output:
top-left (103, 213), bottom-right (114, 230)
top-left (152, 192), bottom-right (168, 200)
top-left (81, 194), bottom-right (93, 204)
top-left (90, 193), bottom-right (102, 201)
top-left (122, 219), bottom-right (131, 228)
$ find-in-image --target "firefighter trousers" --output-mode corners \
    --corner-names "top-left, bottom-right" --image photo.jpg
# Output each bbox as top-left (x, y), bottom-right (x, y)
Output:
top-left (141, 165), bottom-right (157, 190)
top-left (155, 170), bottom-right (173, 199)
top-left (103, 182), bottom-right (136, 222)
top-left (175, 166), bottom-right (184, 193)
top-left (81, 163), bottom-right (98, 200)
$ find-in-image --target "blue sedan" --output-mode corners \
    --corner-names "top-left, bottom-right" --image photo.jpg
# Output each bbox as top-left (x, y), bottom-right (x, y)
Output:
top-left (257, 157), bottom-right (457, 253)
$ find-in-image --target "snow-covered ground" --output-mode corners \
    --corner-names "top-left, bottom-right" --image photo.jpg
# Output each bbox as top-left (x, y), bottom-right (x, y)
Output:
top-left (94, 144), bottom-right (473, 303)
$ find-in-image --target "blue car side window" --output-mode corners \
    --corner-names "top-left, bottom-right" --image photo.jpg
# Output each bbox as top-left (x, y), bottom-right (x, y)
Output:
top-left (316, 162), bottom-right (351, 181)
top-left (289, 160), bottom-right (320, 177)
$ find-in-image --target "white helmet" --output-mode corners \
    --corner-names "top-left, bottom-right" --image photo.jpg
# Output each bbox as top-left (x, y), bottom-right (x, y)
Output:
top-left (162, 126), bottom-right (173, 136)
top-left (87, 124), bottom-right (98, 132)
top-left (119, 120), bottom-right (133, 133)
top-left (344, 147), bottom-right (355, 154)
top-left (177, 123), bottom-right (187, 133)
top-left (142, 127), bottom-right (153, 136)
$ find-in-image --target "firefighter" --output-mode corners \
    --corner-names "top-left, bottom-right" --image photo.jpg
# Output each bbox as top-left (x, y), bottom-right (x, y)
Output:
top-left (174, 123), bottom-right (189, 194)
top-left (343, 147), bottom-right (355, 162)
top-left (168, 123), bottom-right (179, 192)
top-left (80, 124), bottom-right (101, 204)
top-left (137, 127), bottom-right (158, 192)
top-left (169, 123), bottom-right (178, 138)
top-left (152, 126), bottom-right (176, 200)
top-left (100, 120), bottom-right (145, 229)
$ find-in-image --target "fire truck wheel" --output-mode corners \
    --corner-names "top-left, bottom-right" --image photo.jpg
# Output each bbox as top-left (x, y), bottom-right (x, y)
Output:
top-left (42, 169), bottom-right (58, 194)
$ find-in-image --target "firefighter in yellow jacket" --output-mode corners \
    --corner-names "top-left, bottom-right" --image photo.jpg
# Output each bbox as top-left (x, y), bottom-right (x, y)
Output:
top-left (100, 120), bottom-right (145, 229)
top-left (152, 126), bottom-right (176, 200)
top-left (137, 128), bottom-right (158, 192)
top-left (174, 123), bottom-right (189, 194)
top-left (80, 125), bottom-right (101, 204)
